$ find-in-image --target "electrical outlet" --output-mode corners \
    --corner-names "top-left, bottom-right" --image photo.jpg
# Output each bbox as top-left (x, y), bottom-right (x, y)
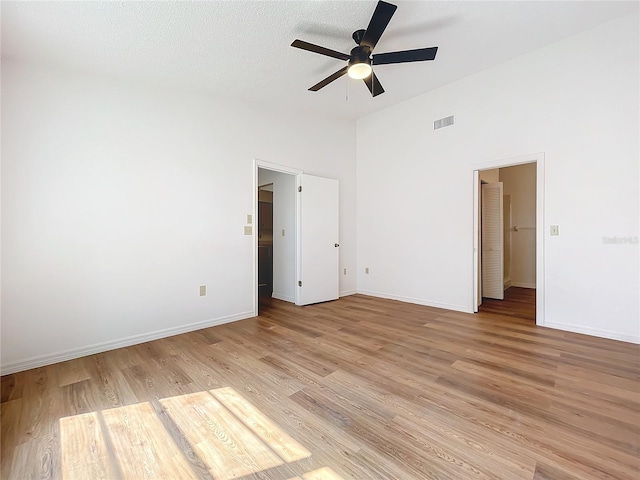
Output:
top-left (343, 268), bottom-right (347, 275)
top-left (247, 214), bottom-right (252, 224)
top-left (244, 226), bottom-right (252, 235)
top-left (365, 267), bottom-right (370, 274)
top-left (199, 285), bottom-right (206, 296)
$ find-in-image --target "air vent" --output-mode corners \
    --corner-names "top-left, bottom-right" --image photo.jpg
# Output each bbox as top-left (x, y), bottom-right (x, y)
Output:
top-left (434, 115), bottom-right (454, 130)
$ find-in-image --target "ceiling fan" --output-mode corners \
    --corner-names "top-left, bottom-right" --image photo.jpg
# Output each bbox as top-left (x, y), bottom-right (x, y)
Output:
top-left (291, 0), bottom-right (438, 97)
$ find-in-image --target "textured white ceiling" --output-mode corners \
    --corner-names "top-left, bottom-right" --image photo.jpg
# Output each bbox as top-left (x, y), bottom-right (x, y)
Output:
top-left (2, 1), bottom-right (637, 120)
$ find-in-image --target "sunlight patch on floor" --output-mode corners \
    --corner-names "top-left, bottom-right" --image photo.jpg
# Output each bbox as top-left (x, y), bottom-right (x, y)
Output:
top-left (60, 387), bottom-right (316, 480)
top-left (210, 386), bottom-right (311, 463)
top-left (161, 390), bottom-right (284, 478)
top-left (60, 412), bottom-right (115, 479)
top-left (102, 402), bottom-right (199, 479)
top-left (289, 466), bottom-right (345, 479)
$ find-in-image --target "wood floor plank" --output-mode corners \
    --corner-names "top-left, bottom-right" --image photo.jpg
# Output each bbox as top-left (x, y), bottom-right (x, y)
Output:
top-left (84, 354), bottom-right (139, 409)
top-left (386, 414), bottom-right (528, 480)
top-left (149, 398), bottom-right (213, 480)
top-left (412, 379), bottom-right (639, 479)
top-left (56, 358), bottom-right (92, 388)
top-left (7, 438), bottom-right (58, 480)
top-left (59, 411), bottom-right (116, 480)
top-left (1, 399), bottom-right (24, 479)
top-left (160, 390), bottom-right (283, 479)
top-left (1, 374), bottom-right (23, 403)
top-left (101, 401), bottom-right (199, 479)
top-left (211, 387), bottom-right (311, 464)
top-left (452, 359), bottom-right (638, 426)
top-left (300, 467), bottom-right (345, 479)
top-left (391, 406), bottom-right (538, 479)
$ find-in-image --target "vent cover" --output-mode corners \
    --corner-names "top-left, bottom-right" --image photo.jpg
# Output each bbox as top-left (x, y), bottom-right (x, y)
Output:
top-left (434, 115), bottom-right (454, 130)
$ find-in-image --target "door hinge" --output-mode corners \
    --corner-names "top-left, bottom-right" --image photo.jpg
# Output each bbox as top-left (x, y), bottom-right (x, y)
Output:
top-left (298, 281), bottom-right (302, 287)
top-left (298, 186), bottom-right (302, 192)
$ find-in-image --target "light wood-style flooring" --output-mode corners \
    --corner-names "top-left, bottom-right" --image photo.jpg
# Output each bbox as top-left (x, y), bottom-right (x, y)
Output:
top-left (2, 294), bottom-right (639, 479)
top-left (479, 287), bottom-right (536, 321)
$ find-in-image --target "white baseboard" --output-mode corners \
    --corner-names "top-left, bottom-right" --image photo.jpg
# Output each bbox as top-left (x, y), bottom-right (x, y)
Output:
top-left (339, 289), bottom-right (357, 297)
top-left (0, 311), bottom-right (255, 376)
top-left (544, 321), bottom-right (640, 345)
top-left (357, 289), bottom-right (471, 313)
top-left (272, 293), bottom-right (295, 303)
top-left (510, 282), bottom-right (536, 289)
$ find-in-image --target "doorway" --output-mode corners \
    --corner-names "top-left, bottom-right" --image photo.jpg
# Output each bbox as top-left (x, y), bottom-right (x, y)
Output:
top-left (257, 183), bottom-right (273, 300)
top-left (472, 153), bottom-right (545, 326)
top-left (257, 167), bottom-right (297, 314)
top-left (254, 160), bottom-right (341, 315)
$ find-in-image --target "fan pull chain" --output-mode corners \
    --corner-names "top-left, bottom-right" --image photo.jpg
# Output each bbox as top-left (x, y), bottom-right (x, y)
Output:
top-left (345, 74), bottom-right (349, 102)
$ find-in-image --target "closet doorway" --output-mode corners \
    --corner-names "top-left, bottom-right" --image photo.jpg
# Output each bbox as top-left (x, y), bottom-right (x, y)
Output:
top-left (472, 153), bottom-right (545, 326)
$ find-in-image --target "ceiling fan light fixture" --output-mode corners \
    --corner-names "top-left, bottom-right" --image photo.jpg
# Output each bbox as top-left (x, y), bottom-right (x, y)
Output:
top-left (291, 1), bottom-right (437, 97)
top-left (347, 62), bottom-right (372, 79)
top-left (348, 45), bottom-right (373, 79)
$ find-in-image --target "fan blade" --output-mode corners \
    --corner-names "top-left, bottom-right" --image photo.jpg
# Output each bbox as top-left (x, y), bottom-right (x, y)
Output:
top-left (309, 66), bottom-right (349, 91)
top-left (291, 40), bottom-right (350, 61)
top-left (360, 1), bottom-right (397, 50)
top-left (373, 46), bottom-right (438, 65)
top-left (363, 71), bottom-right (385, 97)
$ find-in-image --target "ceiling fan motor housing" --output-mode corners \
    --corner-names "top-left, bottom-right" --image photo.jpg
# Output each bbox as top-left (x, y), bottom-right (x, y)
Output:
top-left (352, 29), bottom-right (366, 45)
top-left (349, 45), bottom-right (372, 69)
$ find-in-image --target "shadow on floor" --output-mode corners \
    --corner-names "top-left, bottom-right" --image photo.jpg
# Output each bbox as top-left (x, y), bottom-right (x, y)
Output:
top-left (478, 286), bottom-right (536, 321)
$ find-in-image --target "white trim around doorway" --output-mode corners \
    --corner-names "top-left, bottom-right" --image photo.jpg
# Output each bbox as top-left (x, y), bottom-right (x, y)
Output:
top-left (253, 159), bottom-right (302, 317)
top-left (471, 152), bottom-right (545, 327)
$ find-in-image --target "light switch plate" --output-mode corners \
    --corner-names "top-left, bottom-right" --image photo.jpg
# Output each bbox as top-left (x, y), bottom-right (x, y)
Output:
top-left (244, 226), bottom-right (252, 235)
top-left (247, 214), bottom-right (252, 224)
top-left (550, 225), bottom-right (559, 236)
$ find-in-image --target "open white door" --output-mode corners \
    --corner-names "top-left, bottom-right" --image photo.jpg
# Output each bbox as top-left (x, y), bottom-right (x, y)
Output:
top-left (296, 174), bottom-right (339, 305)
top-left (473, 171), bottom-right (481, 311)
top-left (481, 182), bottom-right (504, 300)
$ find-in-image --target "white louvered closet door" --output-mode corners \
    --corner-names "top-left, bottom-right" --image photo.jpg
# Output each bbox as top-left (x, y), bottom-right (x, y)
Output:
top-left (482, 182), bottom-right (504, 300)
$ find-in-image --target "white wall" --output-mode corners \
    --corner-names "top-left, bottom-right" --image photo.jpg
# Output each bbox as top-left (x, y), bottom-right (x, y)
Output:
top-left (356, 13), bottom-right (639, 343)
top-left (1, 61), bottom-right (356, 373)
top-left (257, 168), bottom-right (296, 302)
top-left (500, 163), bottom-right (536, 288)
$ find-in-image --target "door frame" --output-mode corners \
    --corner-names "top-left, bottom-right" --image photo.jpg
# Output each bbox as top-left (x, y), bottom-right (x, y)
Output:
top-left (253, 159), bottom-right (302, 316)
top-left (471, 152), bottom-right (545, 326)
